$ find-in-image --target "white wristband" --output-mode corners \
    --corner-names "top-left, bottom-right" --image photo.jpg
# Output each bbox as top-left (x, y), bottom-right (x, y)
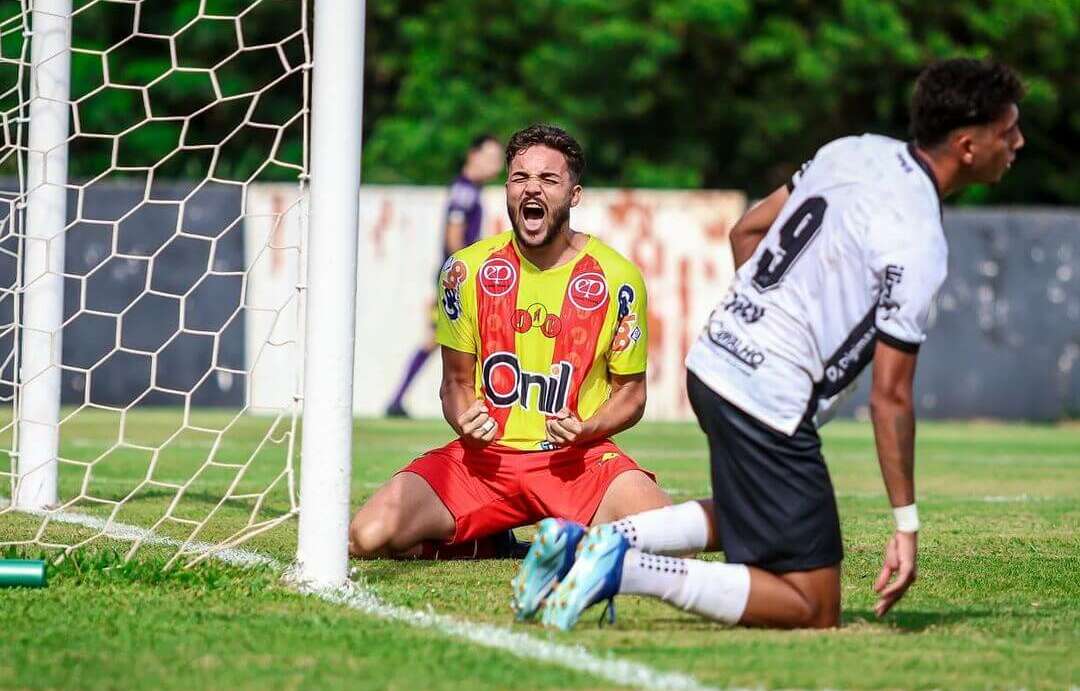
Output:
top-left (893, 504), bottom-right (920, 533)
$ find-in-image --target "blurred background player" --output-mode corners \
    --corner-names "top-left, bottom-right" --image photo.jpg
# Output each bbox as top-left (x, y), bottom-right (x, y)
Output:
top-left (385, 134), bottom-right (504, 418)
top-left (528, 58), bottom-right (1026, 630)
top-left (352, 124), bottom-right (671, 562)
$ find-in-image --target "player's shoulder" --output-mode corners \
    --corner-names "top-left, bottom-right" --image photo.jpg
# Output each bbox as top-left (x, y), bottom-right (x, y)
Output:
top-left (585, 235), bottom-right (645, 286)
top-left (443, 232), bottom-right (513, 276)
top-left (812, 133), bottom-right (904, 168)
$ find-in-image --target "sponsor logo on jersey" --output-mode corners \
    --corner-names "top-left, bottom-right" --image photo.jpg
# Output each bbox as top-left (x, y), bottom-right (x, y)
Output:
top-left (616, 284), bottom-right (635, 320)
top-left (479, 257), bottom-right (517, 297)
top-left (878, 264), bottom-right (904, 319)
top-left (511, 303), bottom-right (563, 338)
top-left (611, 313), bottom-right (641, 353)
top-left (568, 272), bottom-right (608, 312)
top-left (482, 352), bottom-right (573, 414)
top-left (611, 283), bottom-right (641, 353)
top-left (817, 307), bottom-right (879, 398)
top-left (722, 290), bottom-right (765, 324)
top-left (824, 326), bottom-right (876, 384)
top-left (706, 314), bottom-right (766, 370)
top-left (441, 258), bottom-right (467, 320)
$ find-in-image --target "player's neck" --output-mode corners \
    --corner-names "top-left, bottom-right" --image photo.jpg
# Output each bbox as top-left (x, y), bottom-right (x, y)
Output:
top-left (517, 226), bottom-right (584, 271)
top-left (913, 144), bottom-right (961, 197)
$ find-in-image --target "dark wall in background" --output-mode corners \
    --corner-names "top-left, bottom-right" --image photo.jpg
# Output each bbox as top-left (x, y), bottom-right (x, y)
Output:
top-left (1, 181), bottom-right (246, 408)
top-left (838, 208), bottom-right (1080, 421)
top-left (2, 182), bottom-right (1078, 418)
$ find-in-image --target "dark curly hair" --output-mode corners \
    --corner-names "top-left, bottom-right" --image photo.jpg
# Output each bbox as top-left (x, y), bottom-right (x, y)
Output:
top-left (910, 59), bottom-right (1025, 148)
top-left (505, 124), bottom-right (586, 183)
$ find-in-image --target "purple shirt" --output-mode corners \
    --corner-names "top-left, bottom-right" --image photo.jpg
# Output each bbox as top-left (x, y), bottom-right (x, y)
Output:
top-left (444, 175), bottom-right (483, 259)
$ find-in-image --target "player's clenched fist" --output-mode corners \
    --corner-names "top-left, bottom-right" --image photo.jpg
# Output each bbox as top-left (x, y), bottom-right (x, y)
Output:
top-left (456, 399), bottom-right (498, 447)
top-left (545, 407), bottom-right (585, 447)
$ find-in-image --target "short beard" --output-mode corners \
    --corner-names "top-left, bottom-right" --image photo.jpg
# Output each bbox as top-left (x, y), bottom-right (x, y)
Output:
top-left (509, 200), bottom-right (571, 249)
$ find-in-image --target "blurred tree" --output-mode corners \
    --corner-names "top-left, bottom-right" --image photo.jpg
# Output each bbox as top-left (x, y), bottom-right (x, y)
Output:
top-left (362, 0), bottom-right (1080, 204)
top-left (1, 0), bottom-right (307, 184)
top-left (5, 0), bottom-right (1076, 203)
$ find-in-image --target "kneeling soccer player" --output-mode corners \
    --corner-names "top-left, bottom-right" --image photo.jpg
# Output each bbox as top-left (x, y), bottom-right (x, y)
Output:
top-left (349, 124), bottom-right (671, 561)
top-left (515, 58), bottom-right (1025, 628)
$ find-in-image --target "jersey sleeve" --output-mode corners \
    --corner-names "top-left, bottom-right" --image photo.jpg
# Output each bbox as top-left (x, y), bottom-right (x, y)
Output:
top-left (868, 223), bottom-right (947, 352)
top-left (607, 267), bottom-right (649, 375)
top-left (435, 254), bottom-right (477, 354)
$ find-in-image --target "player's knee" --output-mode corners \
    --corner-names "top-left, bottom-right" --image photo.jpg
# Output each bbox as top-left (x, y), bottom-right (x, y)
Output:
top-left (349, 504), bottom-right (406, 557)
top-left (349, 513), bottom-right (382, 557)
top-left (792, 595), bottom-right (838, 629)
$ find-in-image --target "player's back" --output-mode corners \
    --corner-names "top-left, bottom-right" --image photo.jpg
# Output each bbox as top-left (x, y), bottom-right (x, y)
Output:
top-left (687, 134), bottom-right (947, 435)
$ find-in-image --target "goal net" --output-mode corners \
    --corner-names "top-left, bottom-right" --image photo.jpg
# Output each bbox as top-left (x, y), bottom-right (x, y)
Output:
top-left (0, 0), bottom-right (321, 571)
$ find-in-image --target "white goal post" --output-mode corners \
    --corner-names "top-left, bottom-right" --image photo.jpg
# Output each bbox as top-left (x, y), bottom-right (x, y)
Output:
top-left (296, 0), bottom-right (363, 588)
top-left (0, 0), bottom-right (363, 588)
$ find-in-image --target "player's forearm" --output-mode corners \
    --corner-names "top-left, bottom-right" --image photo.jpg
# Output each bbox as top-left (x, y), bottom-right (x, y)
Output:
top-left (730, 185), bottom-right (788, 269)
top-left (869, 391), bottom-right (916, 507)
top-left (579, 381), bottom-right (645, 442)
top-left (440, 380), bottom-right (477, 434)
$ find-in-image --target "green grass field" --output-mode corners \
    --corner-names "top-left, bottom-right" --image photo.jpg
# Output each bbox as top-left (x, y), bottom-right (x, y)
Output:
top-left (2, 411), bottom-right (1078, 690)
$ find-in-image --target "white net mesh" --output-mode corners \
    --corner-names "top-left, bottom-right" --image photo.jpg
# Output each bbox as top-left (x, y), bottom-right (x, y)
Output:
top-left (0, 0), bottom-right (310, 568)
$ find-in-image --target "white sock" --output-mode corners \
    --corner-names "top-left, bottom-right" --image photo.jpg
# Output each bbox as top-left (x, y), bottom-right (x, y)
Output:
top-left (611, 501), bottom-right (710, 555)
top-left (618, 549), bottom-right (750, 625)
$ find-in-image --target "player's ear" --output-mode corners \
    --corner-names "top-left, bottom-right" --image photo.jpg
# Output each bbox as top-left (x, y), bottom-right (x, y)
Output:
top-left (570, 183), bottom-right (582, 208)
top-left (952, 130), bottom-right (977, 167)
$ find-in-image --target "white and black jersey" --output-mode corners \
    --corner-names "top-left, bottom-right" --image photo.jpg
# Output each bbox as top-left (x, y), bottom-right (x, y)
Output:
top-left (686, 134), bottom-right (947, 436)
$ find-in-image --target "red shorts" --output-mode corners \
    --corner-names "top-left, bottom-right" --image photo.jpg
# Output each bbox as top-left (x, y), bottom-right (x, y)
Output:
top-left (398, 439), bottom-right (656, 545)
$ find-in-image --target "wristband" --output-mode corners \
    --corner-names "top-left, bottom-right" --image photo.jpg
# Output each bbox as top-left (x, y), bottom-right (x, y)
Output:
top-left (893, 503), bottom-right (920, 533)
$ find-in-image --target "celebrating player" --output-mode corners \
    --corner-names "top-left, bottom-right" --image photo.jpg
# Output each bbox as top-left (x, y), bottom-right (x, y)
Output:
top-left (351, 124), bottom-right (671, 561)
top-left (385, 134), bottom-right (504, 418)
top-left (518, 58), bottom-right (1025, 628)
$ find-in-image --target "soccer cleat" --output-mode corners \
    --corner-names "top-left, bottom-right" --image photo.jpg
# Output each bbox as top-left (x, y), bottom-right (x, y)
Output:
top-left (540, 524), bottom-right (629, 631)
top-left (385, 402), bottom-right (410, 418)
top-left (510, 518), bottom-right (585, 621)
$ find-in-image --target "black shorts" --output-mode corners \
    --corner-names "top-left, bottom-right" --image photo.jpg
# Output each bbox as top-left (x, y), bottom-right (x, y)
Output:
top-left (686, 370), bottom-right (843, 573)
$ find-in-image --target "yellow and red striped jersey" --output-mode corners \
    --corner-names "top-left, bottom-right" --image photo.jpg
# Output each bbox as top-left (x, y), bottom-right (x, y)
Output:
top-left (436, 231), bottom-right (648, 450)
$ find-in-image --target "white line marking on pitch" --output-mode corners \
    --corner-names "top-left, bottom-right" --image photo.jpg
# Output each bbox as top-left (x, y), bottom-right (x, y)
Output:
top-left (1, 500), bottom-right (718, 691)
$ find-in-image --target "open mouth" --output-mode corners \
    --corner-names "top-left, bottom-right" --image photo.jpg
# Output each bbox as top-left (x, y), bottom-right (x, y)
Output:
top-left (521, 201), bottom-right (546, 232)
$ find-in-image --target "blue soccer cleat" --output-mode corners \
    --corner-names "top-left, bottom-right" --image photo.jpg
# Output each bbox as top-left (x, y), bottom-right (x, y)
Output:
top-left (540, 524), bottom-right (630, 631)
top-left (510, 518), bottom-right (585, 621)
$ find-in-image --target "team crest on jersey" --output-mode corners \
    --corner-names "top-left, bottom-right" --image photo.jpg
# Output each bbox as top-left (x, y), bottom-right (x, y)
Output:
top-left (568, 272), bottom-right (608, 312)
top-left (441, 258), bottom-right (467, 320)
top-left (482, 351), bottom-right (573, 414)
top-left (479, 257), bottom-right (517, 297)
top-left (511, 303), bottom-right (563, 338)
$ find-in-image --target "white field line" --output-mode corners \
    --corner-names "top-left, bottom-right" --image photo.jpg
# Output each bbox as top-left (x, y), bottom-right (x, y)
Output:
top-left (0, 499), bottom-right (718, 691)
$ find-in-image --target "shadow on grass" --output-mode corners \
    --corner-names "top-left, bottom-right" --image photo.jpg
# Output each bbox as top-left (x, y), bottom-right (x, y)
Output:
top-left (843, 608), bottom-right (993, 631)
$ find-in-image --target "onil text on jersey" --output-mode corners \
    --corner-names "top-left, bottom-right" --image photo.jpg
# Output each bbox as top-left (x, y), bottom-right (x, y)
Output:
top-left (482, 352), bottom-right (573, 414)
